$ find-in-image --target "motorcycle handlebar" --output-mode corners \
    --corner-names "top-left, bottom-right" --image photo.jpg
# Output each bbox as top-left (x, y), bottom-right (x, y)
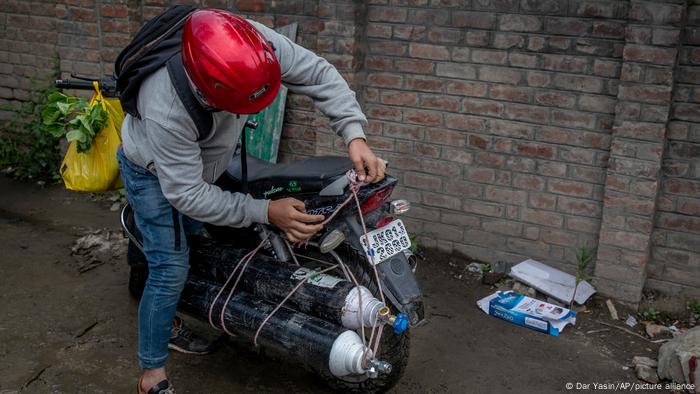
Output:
top-left (54, 78), bottom-right (118, 97)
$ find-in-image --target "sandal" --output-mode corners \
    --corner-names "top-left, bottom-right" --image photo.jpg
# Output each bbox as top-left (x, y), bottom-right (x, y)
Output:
top-left (137, 376), bottom-right (176, 394)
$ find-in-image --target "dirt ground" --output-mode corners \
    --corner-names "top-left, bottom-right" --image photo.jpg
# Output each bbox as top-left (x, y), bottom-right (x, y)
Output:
top-left (0, 176), bottom-right (663, 394)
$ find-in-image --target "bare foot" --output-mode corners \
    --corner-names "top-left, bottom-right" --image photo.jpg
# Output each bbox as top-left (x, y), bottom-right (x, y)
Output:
top-left (139, 367), bottom-right (167, 393)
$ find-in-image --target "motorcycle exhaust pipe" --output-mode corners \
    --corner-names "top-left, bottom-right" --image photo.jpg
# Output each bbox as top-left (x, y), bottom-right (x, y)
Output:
top-left (191, 244), bottom-right (407, 333)
top-left (180, 277), bottom-right (389, 378)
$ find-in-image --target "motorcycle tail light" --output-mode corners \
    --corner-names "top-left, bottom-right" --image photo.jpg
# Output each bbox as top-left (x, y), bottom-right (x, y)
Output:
top-left (360, 186), bottom-right (394, 215)
top-left (375, 215), bottom-right (395, 228)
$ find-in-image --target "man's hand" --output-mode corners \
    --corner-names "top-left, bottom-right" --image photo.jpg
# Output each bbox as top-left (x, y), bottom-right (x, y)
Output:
top-left (268, 198), bottom-right (324, 242)
top-left (348, 138), bottom-right (386, 183)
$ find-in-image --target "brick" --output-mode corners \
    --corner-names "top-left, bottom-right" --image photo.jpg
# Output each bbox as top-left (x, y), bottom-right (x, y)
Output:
top-left (488, 119), bottom-right (535, 139)
top-left (452, 11), bottom-right (496, 29)
top-left (427, 28), bottom-right (463, 44)
top-left (368, 40), bottom-right (407, 56)
top-left (368, 6), bottom-right (407, 22)
top-left (483, 219), bottom-right (523, 236)
top-left (479, 66), bottom-right (522, 84)
top-left (499, 15), bottom-right (542, 32)
top-left (394, 59), bottom-right (434, 74)
top-left (367, 73), bottom-right (402, 88)
top-left (489, 85), bottom-right (530, 103)
top-left (441, 212), bottom-right (480, 228)
top-left (405, 171), bottom-right (442, 190)
top-left (522, 0), bottom-right (566, 15)
top-left (442, 148), bottom-right (474, 164)
top-left (623, 45), bottom-right (677, 66)
top-left (533, 91), bottom-right (575, 108)
top-left (557, 196), bottom-right (601, 217)
top-left (567, 216), bottom-right (601, 234)
top-left (409, 43), bottom-right (450, 60)
top-left (445, 113), bottom-right (487, 131)
top-left (366, 105), bottom-right (402, 121)
top-left (415, 142), bottom-right (441, 158)
top-left (551, 109), bottom-right (597, 130)
top-left (422, 158), bottom-right (461, 177)
top-left (521, 208), bottom-right (564, 227)
top-left (466, 167), bottom-right (496, 183)
top-left (426, 128), bottom-right (466, 146)
top-left (404, 109), bottom-right (443, 126)
top-left (463, 200), bottom-right (505, 217)
top-left (525, 71), bottom-right (551, 88)
top-left (509, 53), bottom-right (538, 68)
top-left (613, 121), bottom-right (665, 142)
top-left (493, 33), bottom-right (525, 50)
top-left (545, 17), bottom-right (591, 36)
top-left (529, 193), bottom-right (557, 210)
top-left (504, 104), bottom-right (549, 124)
top-left (552, 74), bottom-right (604, 94)
top-left (618, 84), bottom-right (671, 105)
top-left (484, 185), bottom-right (527, 205)
top-left (423, 192), bottom-right (462, 210)
top-left (367, 23), bottom-right (393, 39)
top-left (472, 49), bottom-right (508, 65)
top-left (408, 9), bottom-right (449, 25)
top-left (604, 193), bottom-right (656, 216)
top-left (593, 59), bottom-right (621, 78)
top-left (548, 179), bottom-right (593, 198)
top-left (446, 81), bottom-right (488, 97)
top-left (592, 21), bottom-right (625, 39)
top-left (393, 25), bottom-right (427, 41)
top-left (463, 98), bottom-right (503, 117)
top-left (629, 1), bottom-right (683, 26)
top-left (379, 123), bottom-right (418, 141)
top-left (542, 54), bottom-right (588, 73)
top-left (475, 152), bottom-right (507, 168)
top-left (436, 63), bottom-right (477, 79)
top-left (516, 142), bottom-right (555, 159)
top-left (657, 213), bottom-right (700, 234)
top-left (540, 229), bottom-right (577, 246)
top-left (665, 179), bottom-right (700, 196)
top-left (444, 180), bottom-right (483, 197)
top-left (424, 222), bottom-right (464, 242)
top-left (513, 174), bottom-right (544, 191)
top-left (466, 31), bottom-right (491, 47)
top-left (406, 76), bottom-right (445, 92)
top-left (380, 90), bottom-right (418, 106)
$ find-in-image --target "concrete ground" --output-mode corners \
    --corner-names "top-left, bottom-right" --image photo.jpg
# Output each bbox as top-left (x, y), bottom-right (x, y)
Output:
top-left (0, 176), bottom-right (660, 394)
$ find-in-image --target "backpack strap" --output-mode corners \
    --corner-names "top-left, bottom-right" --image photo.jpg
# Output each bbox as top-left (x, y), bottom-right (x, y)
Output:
top-left (166, 54), bottom-right (213, 141)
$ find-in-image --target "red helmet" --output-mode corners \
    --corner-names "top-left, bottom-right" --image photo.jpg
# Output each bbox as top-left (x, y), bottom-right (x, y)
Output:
top-left (181, 9), bottom-right (281, 114)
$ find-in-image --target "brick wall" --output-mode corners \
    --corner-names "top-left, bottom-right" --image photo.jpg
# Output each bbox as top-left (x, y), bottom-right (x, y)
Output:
top-left (1, 0), bottom-right (698, 307)
top-left (647, 3), bottom-right (700, 303)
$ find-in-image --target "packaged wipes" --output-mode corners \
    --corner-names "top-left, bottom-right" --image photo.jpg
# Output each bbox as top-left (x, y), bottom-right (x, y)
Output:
top-left (477, 291), bottom-right (577, 336)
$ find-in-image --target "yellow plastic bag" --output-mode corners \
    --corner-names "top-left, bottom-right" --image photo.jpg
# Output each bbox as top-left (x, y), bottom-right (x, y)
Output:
top-left (60, 83), bottom-right (124, 192)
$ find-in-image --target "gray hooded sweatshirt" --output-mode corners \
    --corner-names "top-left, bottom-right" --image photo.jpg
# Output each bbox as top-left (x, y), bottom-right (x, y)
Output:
top-left (120, 20), bottom-right (367, 228)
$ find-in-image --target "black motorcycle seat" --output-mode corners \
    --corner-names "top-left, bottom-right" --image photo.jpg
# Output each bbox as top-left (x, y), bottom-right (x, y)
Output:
top-left (226, 154), bottom-right (353, 183)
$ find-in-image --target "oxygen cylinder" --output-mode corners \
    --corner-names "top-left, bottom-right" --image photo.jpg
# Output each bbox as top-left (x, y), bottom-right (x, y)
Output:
top-left (179, 277), bottom-right (385, 378)
top-left (190, 244), bottom-right (385, 330)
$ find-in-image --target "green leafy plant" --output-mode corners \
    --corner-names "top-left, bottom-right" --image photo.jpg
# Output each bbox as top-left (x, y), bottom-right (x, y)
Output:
top-left (688, 299), bottom-right (700, 315)
top-left (41, 91), bottom-right (107, 153)
top-left (481, 263), bottom-right (492, 273)
top-left (639, 307), bottom-right (661, 322)
top-left (570, 245), bottom-right (594, 308)
top-left (408, 233), bottom-right (419, 253)
top-left (0, 86), bottom-right (63, 180)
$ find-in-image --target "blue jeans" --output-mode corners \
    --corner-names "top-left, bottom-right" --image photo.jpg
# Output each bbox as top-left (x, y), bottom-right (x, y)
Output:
top-left (117, 148), bottom-right (202, 369)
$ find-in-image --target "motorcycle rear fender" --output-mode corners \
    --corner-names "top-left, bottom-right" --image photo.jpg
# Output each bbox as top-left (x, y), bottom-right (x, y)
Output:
top-left (343, 216), bottom-right (424, 326)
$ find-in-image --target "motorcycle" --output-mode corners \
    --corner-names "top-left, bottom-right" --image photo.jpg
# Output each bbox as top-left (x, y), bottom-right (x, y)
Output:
top-left (57, 77), bottom-right (424, 393)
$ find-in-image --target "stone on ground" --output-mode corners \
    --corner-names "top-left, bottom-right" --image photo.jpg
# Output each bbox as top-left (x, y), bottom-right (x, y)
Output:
top-left (657, 326), bottom-right (700, 394)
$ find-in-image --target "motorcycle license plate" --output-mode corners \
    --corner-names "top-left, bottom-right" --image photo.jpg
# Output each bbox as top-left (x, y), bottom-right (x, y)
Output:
top-left (359, 219), bottom-right (411, 265)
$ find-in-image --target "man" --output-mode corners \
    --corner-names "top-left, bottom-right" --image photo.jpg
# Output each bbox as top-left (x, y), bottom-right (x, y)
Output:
top-left (116, 9), bottom-right (386, 394)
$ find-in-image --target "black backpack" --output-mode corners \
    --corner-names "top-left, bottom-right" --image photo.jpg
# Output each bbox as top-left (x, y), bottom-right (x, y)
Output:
top-left (114, 5), bottom-right (213, 140)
